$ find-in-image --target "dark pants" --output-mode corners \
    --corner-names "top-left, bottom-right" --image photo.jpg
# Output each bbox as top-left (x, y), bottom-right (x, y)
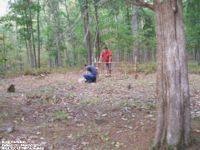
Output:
top-left (106, 63), bottom-right (111, 70)
top-left (106, 63), bottom-right (112, 75)
top-left (83, 74), bottom-right (96, 83)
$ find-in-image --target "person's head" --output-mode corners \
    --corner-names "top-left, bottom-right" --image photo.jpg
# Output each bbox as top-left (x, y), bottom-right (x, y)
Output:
top-left (105, 46), bottom-right (108, 50)
top-left (84, 64), bottom-right (88, 69)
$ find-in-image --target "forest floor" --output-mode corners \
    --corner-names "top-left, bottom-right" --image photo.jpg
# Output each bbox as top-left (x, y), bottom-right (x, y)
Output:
top-left (0, 71), bottom-right (200, 150)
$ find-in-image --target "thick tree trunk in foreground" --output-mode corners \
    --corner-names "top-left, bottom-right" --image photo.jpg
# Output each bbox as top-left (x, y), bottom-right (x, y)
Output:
top-left (154, 0), bottom-right (191, 149)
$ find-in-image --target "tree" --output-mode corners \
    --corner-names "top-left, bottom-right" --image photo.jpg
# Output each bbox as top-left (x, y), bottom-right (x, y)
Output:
top-left (0, 31), bottom-right (7, 70)
top-left (8, 0), bottom-right (39, 68)
top-left (93, 0), bottom-right (101, 59)
top-left (131, 0), bottom-right (190, 149)
top-left (79, 0), bottom-right (93, 65)
top-left (47, 0), bottom-right (64, 67)
top-left (185, 0), bottom-right (200, 65)
top-left (36, 0), bottom-right (41, 68)
top-left (132, 5), bottom-right (139, 66)
top-left (27, 0), bottom-right (37, 68)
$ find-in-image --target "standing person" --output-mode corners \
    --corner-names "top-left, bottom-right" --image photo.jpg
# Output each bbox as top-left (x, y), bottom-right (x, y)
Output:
top-left (98, 47), bottom-right (112, 76)
top-left (83, 65), bottom-right (97, 83)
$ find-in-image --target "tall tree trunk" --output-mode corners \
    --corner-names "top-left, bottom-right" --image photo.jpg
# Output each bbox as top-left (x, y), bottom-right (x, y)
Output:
top-left (64, 1), bottom-right (71, 66)
top-left (2, 32), bottom-right (6, 69)
top-left (48, 0), bottom-right (63, 67)
top-left (132, 5), bottom-right (139, 63)
top-left (14, 24), bottom-right (22, 70)
top-left (64, 0), bottom-right (76, 66)
top-left (82, 0), bottom-right (92, 65)
top-left (94, 0), bottom-right (101, 60)
top-left (197, 49), bottom-right (200, 66)
top-left (154, 0), bottom-right (191, 149)
top-left (192, 49), bottom-right (197, 61)
top-left (23, 25), bottom-right (30, 67)
top-left (54, 2), bottom-right (63, 67)
top-left (126, 3), bottom-right (131, 32)
top-left (25, 19), bottom-right (35, 68)
top-left (24, 4), bottom-right (36, 68)
top-left (37, 0), bottom-right (41, 68)
top-left (28, 0), bottom-right (37, 68)
top-left (115, 15), bottom-right (122, 61)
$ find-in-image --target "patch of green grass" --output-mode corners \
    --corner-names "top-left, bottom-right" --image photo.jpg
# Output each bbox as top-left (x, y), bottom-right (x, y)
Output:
top-left (117, 62), bottom-right (157, 75)
top-left (24, 68), bottom-right (51, 76)
top-left (188, 61), bottom-right (200, 74)
top-left (138, 62), bottom-right (156, 74)
top-left (145, 102), bottom-right (156, 110)
top-left (118, 61), bottom-right (200, 75)
top-left (193, 116), bottom-right (200, 122)
top-left (192, 116), bottom-right (200, 130)
top-left (53, 111), bottom-right (68, 122)
top-left (80, 97), bottom-right (100, 105)
top-left (1, 65), bottom-right (83, 78)
top-left (121, 99), bottom-right (156, 111)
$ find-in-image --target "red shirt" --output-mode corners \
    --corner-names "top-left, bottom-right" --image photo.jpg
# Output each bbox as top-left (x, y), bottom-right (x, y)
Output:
top-left (100, 50), bottom-right (112, 62)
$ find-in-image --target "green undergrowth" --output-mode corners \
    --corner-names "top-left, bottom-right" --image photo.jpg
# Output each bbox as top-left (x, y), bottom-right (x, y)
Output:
top-left (0, 66), bottom-right (82, 78)
top-left (1, 61), bottom-right (200, 78)
top-left (118, 62), bottom-right (156, 75)
top-left (138, 62), bottom-right (157, 74)
top-left (24, 68), bottom-right (51, 76)
top-left (53, 111), bottom-right (68, 122)
top-left (24, 66), bottom-right (82, 76)
top-left (118, 61), bottom-right (200, 75)
top-left (188, 61), bottom-right (200, 74)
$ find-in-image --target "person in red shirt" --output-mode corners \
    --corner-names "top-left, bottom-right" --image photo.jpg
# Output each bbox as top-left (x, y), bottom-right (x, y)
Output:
top-left (98, 47), bottom-right (112, 76)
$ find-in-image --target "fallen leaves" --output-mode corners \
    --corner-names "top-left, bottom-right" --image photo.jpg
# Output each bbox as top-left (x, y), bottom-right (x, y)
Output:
top-left (0, 73), bottom-right (199, 150)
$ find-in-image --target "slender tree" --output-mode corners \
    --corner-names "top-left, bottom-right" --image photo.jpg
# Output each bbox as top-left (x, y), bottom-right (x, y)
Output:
top-left (27, 0), bottom-right (37, 67)
top-left (79, 0), bottom-right (93, 65)
top-left (94, 0), bottom-right (101, 60)
top-left (132, 5), bottom-right (139, 68)
top-left (37, 0), bottom-right (41, 68)
top-left (24, 1), bottom-right (36, 68)
top-left (47, 0), bottom-right (63, 67)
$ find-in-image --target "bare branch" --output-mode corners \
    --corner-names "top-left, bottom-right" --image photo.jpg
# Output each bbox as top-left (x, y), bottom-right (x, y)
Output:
top-left (128, 0), bottom-right (155, 11)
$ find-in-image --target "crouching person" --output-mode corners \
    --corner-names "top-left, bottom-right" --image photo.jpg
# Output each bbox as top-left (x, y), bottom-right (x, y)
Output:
top-left (83, 65), bottom-right (97, 83)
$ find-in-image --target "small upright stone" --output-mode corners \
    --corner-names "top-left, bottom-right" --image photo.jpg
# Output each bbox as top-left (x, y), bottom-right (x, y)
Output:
top-left (7, 84), bottom-right (15, 93)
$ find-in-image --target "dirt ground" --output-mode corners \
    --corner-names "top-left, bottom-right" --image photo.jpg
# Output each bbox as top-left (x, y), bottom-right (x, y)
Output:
top-left (0, 72), bottom-right (199, 150)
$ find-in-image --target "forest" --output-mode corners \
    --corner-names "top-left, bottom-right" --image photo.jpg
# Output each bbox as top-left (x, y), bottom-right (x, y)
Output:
top-left (0, 0), bottom-right (199, 72)
top-left (0, 0), bottom-right (200, 150)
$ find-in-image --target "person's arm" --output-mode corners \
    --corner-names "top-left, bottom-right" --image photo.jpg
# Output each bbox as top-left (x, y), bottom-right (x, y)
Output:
top-left (80, 65), bottom-right (88, 74)
top-left (98, 55), bottom-right (102, 62)
top-left (108, 56), bottom-right (112, 63)
top-left (98, 50), bottom-right (104, 62)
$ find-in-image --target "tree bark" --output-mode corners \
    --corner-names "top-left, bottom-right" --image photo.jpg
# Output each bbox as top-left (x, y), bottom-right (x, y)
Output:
top-left (2, 32), bottom-right (6, 69)
top-left (94, 0), bottom-right (101, 60)
top-left (37, 0), bottom-right (41, 68)
top-left (154, 0), bottom-right (191, 149)
top-left (28, 0), bottom-right (37, 68)
top-left (83, 0), bottom-right (93, 65)
top-left (132, 5), bottom-right (140, 63)
top-left (48, 0), bottom-right (63, 67)
top-left (24, 7), bottom-right (35, 68)
top-left (197, 49), bottom-right (200, 66)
